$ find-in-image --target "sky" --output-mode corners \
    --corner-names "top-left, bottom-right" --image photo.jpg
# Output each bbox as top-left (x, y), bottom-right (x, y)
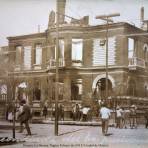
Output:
top-left (0, 0), bottom-right (148, 46)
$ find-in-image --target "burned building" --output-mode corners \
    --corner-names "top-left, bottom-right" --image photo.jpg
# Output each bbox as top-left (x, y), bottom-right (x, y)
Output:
top-left (0, 1), bottom-right (148, 118)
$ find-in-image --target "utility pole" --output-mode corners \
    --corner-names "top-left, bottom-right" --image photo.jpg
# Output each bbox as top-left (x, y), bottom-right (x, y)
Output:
top-left (55, 0), bottom-right (60, 136)
top-left (54, 0), bottom-right (78, 136)
top-left (12, 101), bottom-right (16, 138)
top-left (95, 13), bottom-right (120, 101)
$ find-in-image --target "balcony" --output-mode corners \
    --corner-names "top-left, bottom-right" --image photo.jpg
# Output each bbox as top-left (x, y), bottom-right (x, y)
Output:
top-left (48, 58), bottom-right (65, 68)
top-left (33, 64), bottom-right (42, 70)
top-left (128, 57), bottom-right (146, 70)
top-left (14, 65), bottom-right (21, 71)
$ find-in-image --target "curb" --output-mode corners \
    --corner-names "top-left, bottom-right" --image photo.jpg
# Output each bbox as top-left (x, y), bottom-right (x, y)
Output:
top-left (32, 120), bottom-right (115, 127)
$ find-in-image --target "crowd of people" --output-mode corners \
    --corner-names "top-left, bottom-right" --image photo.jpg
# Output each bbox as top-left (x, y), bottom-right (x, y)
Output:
top-left (5, 100), bottom-right (148, 137)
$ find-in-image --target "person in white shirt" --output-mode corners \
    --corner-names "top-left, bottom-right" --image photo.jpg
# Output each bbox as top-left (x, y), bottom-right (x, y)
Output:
top-left (100, 103), bottom-right (111, 135)
top-left (116, 106), bottom-right (123, 128)
top-left (82, 107), bottom-right (90, 121)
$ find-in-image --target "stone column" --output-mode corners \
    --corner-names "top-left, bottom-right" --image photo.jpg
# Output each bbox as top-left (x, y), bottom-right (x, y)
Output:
top-left (116, 36), bottom-right (128, 66)
top-left (83, 75), bottom-right (93, 94)
top-left (83, 39), bottom-right (93, 67)
top-left (63, 74), bottom-right (71, 101)
top-left (64, 38), bottom-right (72, 67)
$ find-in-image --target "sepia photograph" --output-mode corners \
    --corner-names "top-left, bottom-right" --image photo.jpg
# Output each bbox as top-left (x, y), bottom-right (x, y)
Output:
top-left (0, 0), bottom-right (148, 147)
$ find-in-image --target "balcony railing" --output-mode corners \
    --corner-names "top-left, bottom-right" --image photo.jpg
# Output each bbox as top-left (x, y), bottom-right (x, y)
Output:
top-left (128, 57), bottom-right (146, 70)
top-left (49, 58), bottom-right (65, 68)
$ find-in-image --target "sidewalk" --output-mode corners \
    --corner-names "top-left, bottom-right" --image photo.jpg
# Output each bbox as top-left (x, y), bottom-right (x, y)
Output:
top-left (32, 117), bottom-right (115, 126)
top-left (40, 119), bottom-right (115, 126)
top-left (0, 120), bottom-right (20, 129)
top-left (0, 118), bottom-right (115, 128)
top-left (0, 122), bottom-right (148, 148)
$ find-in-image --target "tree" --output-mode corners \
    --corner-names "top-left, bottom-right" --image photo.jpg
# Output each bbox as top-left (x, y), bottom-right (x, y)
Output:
top-left (0, 46), bottom-right (18, 138)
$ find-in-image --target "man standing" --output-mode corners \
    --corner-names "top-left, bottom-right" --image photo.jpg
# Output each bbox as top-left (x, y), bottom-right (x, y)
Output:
top-left (58, 104), bottom-right (64, 121)
top-left (100, 103), bottom-right (111, 135)
top-left (144, 109), bottom-right (148, 128)
top-left (42, 105), bottom-right (48, 119)
top-left (18, 100), bottom-right (32, 136)
top-left (129, 104), bottom-right (137, 129)
top-left (82, 106), bottom-right (90, 122)
top-left (116, 106), bottom-right (123, 128)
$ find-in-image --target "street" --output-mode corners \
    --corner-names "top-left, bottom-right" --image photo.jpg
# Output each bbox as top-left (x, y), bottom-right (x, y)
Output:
top-left (0, 121), bottom-right (148, 148)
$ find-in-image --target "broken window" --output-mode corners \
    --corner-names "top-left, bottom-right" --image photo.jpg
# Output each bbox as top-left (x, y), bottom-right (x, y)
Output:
top-left (24, 46), bottom-right (31, 69)
top-left (35, 44), bottom-right (42, 65)
top-left (15, 46), bottom-right (22, 66)
top-left (128, 38), bottom-right (134, 58)
top-left (72, 39), bottom-right (83, 63)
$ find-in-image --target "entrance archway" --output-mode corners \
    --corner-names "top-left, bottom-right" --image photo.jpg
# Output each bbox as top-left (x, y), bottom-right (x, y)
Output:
top-left (92, 74), bottom-right (115, 99)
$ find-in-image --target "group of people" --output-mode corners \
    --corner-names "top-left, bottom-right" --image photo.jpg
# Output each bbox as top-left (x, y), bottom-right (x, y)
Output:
top-left (116, 105), bottom-right (137, 129)
top-left (72, 104), bottom-right (91, 122)
top-left (99, 103), bottom-right (148, 136)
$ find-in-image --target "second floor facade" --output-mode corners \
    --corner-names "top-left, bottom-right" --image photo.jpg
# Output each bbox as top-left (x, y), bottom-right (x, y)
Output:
top-left (7, 22), bottom-right (148, 73)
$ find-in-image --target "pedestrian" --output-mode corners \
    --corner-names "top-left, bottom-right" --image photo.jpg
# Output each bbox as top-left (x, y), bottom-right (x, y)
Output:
top-left (5, 104), bottom-right (9, 121)
top-left (116, 106), bottom-right (123, 128)
top-left (144, 109), bottom-right (148, 128)
top-left (58, 104), bottom-right (64, 121)
top-left (42, 105), bottom-right (48, 119)
top-left (129, 104), bottom-right (137, 129)
top-left (16, 102), bottom-right (24, 121)
top-left (99, 103), bottom-right (111, 135)
top-left (8, 111), bottom-right (13, 122)
top-left (18, 99), bottom-right (32, 136)
top-left (72, 104), bottom-right (80, 121)
top-left (82, 106), bottom-right (90, 122)
top-left (121, 108), bottom-right (130, 129)
top-left (7, 104), bottom-right (14, 122)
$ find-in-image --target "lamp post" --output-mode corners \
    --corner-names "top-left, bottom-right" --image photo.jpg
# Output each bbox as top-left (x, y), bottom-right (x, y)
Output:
top-left (55, 0), bottom-right (60, 136)
top-left (95, 13), bottom-right (120, 101)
